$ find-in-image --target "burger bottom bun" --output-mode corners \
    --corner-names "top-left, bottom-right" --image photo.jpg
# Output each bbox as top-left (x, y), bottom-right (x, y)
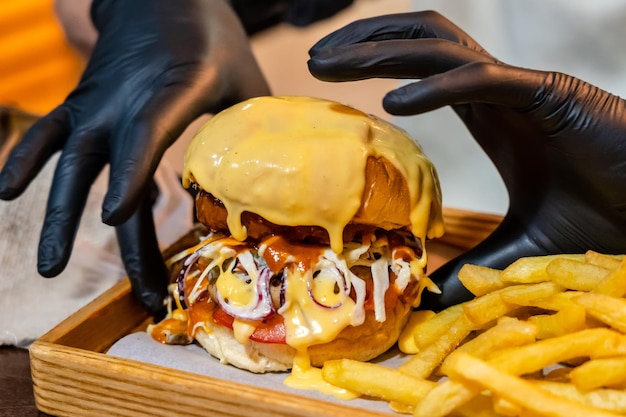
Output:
top-left (195, 326), bottom-right (295, 373)
top-left (194, 300), bottom-right (413, 373)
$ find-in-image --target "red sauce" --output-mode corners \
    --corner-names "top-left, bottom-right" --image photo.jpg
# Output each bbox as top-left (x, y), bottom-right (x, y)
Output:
top-left (261, 235), bottom-right (324, 274)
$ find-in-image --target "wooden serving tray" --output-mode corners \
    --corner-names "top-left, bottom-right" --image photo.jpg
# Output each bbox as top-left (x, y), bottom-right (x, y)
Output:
top-left (29, 208), bottom-right (502, 417)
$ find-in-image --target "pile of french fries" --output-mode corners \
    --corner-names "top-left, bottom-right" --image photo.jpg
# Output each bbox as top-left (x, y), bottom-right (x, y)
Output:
top-left (321, 250), bottom-right (626, 416)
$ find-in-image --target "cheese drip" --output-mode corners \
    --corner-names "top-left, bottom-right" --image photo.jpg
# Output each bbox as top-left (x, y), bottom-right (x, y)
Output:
top-left (182, 96), bottom-right (444, 255)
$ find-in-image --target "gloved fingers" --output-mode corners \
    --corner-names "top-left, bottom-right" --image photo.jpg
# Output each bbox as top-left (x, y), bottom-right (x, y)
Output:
top-left (37, 132), bottom-right (107, 277)
top-left (309, 11), bottom-right (487, 56)
top-left (102, 63), bottom-right (270, 227)
top-left (382, 62), bottom-right (550, 115)
top-left (102, 74), bottom-right (217, 226)
top-left (421, 217), bottom-right (546, 311)
top-left (308, 38), bottom-right (495, 82)
top-left (116, 180), bottom-right (168, 315)
top-left (0, 107), bottom-right (70, 200)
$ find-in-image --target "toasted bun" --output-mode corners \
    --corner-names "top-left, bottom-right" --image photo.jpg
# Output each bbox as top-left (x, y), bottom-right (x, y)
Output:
top-left (183, 96), bottom-right (444, 253)
top-left (195, 300), bottom-right (412, 373)
top-left (194, 156), bottom-right (416, 245)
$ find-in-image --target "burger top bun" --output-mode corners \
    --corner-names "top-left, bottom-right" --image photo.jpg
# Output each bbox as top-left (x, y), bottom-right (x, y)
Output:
top-left (182, 96), bottom-right (444, 256)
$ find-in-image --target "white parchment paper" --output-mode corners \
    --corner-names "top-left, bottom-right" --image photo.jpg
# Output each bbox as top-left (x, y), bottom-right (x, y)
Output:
top-left (108, 332), bottom-right (411, 415)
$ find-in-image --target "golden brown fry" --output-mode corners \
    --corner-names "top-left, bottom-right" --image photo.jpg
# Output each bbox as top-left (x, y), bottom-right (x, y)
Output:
top-left (412, 379), bottom-right (477, 417)
top-left (445, 352), bottom-right (622, 417)
top-left (500, 254), bottom-right (585, 284)
top-left (398, 310), bottom-right (436, 354)
top-left (570, 358), bottom-right (626, 392)
top-left (410, 303), bottom-right (466, 352)
top-left (501, 290), bottom-right (580, 311)
top-left (482, 328), bottom-right (626, 374)
top-left (497, 281), bottom-right (563, 308)
top-left (464, 282), bottom-right (559, 326)
top-left (546, 258), bottom-right (611, 291)
top-left (585, 250), bottom-right (624, 270)
top-left (573, 292), bottom-right (626, 333)
top-left (417, 329), bottom-right (626, 416)
top-left (455, 395), bottom-right (503, 417)
top-left (458, 264), bottom-right (507, 296)
top-left (593, 258), bottom-right (626, 297)
top-left (321, 359), bottom-right (435, 406)
top-left (531, 380), bottom-right (626, 414)
top-left (528, 304), bottom-right (587, 339)
top-left (399, 313), bottom-right (474, 379)
top-left (491, 395), bottom-right (523, 416)
top-left (455, 316), bottom-right (537, 359)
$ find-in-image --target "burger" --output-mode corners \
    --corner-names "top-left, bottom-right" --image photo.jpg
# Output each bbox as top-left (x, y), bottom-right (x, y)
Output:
top-left (149, 96), bottom-right (445, 377)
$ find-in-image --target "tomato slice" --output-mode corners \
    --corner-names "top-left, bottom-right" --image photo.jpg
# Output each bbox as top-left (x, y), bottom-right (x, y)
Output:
top-left (212, 307), bottom-right (287, 344)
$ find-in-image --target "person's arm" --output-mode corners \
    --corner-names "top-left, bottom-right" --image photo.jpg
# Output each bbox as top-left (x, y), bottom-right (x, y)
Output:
top-left (308, 11), bottom-right (626, 310)
top-left (0, 0), bottom-right (270, 313)
top-left (53, 0), bottom-right (97, 57)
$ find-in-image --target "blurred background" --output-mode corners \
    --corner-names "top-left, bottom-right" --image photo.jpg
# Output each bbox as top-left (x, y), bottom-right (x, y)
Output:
top-left (4, 0), bottom-right (626, 217)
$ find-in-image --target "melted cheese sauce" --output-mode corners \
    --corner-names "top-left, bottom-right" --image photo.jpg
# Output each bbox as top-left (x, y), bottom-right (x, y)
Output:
top-left (183, 96), bottom-right (444, 255)
top-left (284, 350), bottom-right (359, 400)
top-left (280, 266), bottom-right (356, 349)
top-left (153, 232), bottom-right (439, 398)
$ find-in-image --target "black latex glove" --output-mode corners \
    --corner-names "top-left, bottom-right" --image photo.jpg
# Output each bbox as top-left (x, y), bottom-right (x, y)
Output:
top-left (0, 0), bottom-right (270, 313)
top-left (308, 11), bottom-right (626, 310)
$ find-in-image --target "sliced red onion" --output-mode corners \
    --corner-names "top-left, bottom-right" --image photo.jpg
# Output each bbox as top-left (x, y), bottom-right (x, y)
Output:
top-left (307, 263), bottom-right (349, 309)
top-left (216, 265), bottom-right (276, 321)
top-left (176, 250), bottom-right (202, 309)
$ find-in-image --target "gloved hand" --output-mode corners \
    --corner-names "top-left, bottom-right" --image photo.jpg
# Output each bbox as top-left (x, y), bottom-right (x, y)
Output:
top-left (308, 11), bottom-right (626, 310)
top-left (0, 0), bottom-right (270, 313)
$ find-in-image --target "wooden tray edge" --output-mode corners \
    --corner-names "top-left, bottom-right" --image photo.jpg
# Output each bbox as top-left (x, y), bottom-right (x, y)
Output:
top-left (30, 340), bottom-right (392, 417)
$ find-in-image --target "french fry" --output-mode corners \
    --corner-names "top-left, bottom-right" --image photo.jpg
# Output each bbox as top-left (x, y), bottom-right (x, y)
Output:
top-left (463, 282), bottom-right (559, 326)
top-left (585, 250), bottom-right (624, 270)
top-left (593, 258), bottom-right (626, 297)
top-left (458, 263), bottom-right (507, 296)
top-left (573, 292), bottom-right (626, 333)
top-left (455, 316), bottom-right (537, 359)
top-left (491, 395), bottom-right (523, 416)
top-left (398, 310), bottom-right (436, 354)
top-left (527, 304), bottom-right (587, 339)
top-left (456, 395), bottom-right (503, 417)
top-left (497, 281), bottom-right (563, 308)
top-left (546, 258), bottom-right (611, 291)
top-left (399, 313), bottom-right (474, 379)
top-left (570, 358), bottom-right (626, 392)
top-left (482, 328), bottom-right (626, 374)
top-left (411, 303), bottom-right (466, 352)
top-left (412, 379), bottom-right (477, 417)
top-left (532, 380), bottom-right (626, 414)
top-left (500, 254), bottom-right (585, 284)
top-left (523, 291), bottom-right (583, 311)
top-left (417, 328), bottom-right (626, 417)
top-left (321, 359), bottom-right (435, 406)
top-left (444, 352), bottom-right (622, 417)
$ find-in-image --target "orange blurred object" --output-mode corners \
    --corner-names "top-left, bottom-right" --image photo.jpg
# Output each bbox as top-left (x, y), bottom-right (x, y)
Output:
top-left (0, 0), bottom-right (85, 115)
